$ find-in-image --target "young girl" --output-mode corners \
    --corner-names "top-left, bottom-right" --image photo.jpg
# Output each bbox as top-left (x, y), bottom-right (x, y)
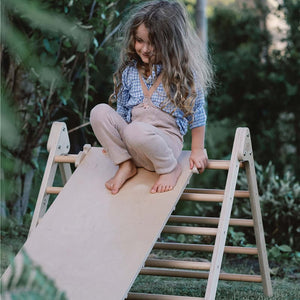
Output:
top-left (90, 0), bottom-right (213, 194)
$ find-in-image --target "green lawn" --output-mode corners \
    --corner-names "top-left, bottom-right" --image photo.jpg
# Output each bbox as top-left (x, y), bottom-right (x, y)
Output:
top-left (1, 234), bottom-right (299, 299)
top-left (130, 273), bottom-right (300, 299)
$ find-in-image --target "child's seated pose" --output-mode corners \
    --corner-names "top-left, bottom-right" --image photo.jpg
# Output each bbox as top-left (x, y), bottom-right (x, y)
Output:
top-left (90, 0), bottom-right (213, 194)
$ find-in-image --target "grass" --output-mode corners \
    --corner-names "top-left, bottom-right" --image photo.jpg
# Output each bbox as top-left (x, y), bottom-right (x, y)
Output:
top-left (130, 276), bottom-right (300, 299)
top-left (0, 220), bottom-right (28, 276)
top-left (1, 226), bottom-right (299, 300)
top-left (129, 250), bottom-right (300, 299)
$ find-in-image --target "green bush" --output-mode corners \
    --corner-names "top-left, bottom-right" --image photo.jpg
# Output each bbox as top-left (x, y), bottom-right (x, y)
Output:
top-left (238, 161), bottom-right (300, 250)
top-left (208, 1), bottom-right (300, 177)
top-left (1, 250), bottom-right (67, 299)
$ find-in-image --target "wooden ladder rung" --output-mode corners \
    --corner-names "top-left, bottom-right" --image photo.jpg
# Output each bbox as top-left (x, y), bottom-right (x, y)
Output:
top-left (140, 268), bottom-right (262, 282)
top-left (127, 293), bottom-right (204, 300)
top-left (206, 160), bottom-right (244, 170)
top-left (145, 259), bottom-right (211, 270)
top-left (46, 187), bottom-right (63, 194)
top-left (168, 216), bottom-right (254, 227)
top-left (162, 226), bottom-right (217, 236)
top-left (54, 154), bottom-right (77, 163)
top-left (153, 242), bottom-right (258, 255)
top-left (183, 188), bottom-right (250, 198)
top-left (180, 193), bottom-right (223, 202)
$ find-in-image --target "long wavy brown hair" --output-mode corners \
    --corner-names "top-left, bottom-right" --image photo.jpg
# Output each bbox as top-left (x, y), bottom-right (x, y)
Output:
top-left (109, 0), bottom-right (213, 118)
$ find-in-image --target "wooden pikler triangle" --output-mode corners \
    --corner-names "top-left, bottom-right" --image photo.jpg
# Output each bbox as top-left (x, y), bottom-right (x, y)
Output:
top-left (1, 122), bottom-right (272, 300)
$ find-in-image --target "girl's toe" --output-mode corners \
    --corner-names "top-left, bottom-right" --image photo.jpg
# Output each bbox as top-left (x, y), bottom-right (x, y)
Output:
top-left (151, 184), bottom-right (158, 193)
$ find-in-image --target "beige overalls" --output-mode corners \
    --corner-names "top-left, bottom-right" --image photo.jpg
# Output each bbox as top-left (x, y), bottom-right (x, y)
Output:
top-left (90, 70), bottom-right (183, 174)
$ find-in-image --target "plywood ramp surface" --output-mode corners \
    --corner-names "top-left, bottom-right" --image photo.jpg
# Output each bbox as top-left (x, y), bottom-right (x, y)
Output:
top-left (2, 148), bottom-right (193, 300)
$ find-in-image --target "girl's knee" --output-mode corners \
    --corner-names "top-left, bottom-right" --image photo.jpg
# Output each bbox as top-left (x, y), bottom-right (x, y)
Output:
top-left (90, 104), bottom-right (112, 124)
top-left (123, 122), bottom-right (152, 146)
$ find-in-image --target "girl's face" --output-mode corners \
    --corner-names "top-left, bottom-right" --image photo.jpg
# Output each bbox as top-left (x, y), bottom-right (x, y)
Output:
top-left (134, 23), bottom-right (155, 65)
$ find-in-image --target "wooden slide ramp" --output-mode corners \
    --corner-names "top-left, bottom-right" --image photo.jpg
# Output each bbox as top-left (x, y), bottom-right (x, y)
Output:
top-left (1, 147), bottom-right (193, 300)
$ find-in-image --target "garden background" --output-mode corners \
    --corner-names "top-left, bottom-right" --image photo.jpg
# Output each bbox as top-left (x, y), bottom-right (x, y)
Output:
top-left (1, 0), bottom-right (299, 298)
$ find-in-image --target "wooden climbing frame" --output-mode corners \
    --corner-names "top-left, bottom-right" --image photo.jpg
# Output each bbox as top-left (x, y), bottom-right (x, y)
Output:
top-left (25, 122), bottom-right (272, 299)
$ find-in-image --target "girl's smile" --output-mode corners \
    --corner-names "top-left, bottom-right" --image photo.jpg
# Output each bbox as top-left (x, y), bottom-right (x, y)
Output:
top-left (135, 23), bottom-right (155, 64)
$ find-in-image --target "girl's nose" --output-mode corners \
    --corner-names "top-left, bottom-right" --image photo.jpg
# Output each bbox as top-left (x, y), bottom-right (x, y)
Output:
top-left (142, 44), bottom-right (151, 53)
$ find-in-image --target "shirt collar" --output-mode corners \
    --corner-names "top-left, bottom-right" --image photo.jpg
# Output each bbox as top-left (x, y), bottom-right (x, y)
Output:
top-left (146, 64), bottom-right (162, 84)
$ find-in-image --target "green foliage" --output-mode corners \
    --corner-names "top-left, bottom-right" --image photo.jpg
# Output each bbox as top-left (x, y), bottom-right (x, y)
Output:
top-left (2, 0), bottom-right (91, 87)
top-left (1, 251), bottom-right (67, 299)
top-left (0, 217), bottom-right (30, 239)
top-left (207, 1), bottom-right (300, 176)
top-left (1, 0), bottom-right (141, 220)
top-left (205, 2), bottom-right (300, 260)
top-left (0, 88), bottom-right (21, 215)
top-left (238, 161), bottom-right (300, 251)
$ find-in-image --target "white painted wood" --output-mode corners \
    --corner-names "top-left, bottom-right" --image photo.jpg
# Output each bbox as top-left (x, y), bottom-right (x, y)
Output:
top-left (29, 122), bottom-right (70, 234)
top-left (204, 128), bottom-right (248, 300)
top-left (1, 148), bottom-right (193, 300)
top-left (242, 132), bottom-right (273, 297)
top-left (75, 144), bottom-right (91, 167)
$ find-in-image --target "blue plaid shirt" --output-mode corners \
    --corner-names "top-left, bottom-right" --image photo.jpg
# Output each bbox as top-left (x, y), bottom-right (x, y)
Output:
top-left (116, 64), bottom-right (207, 136)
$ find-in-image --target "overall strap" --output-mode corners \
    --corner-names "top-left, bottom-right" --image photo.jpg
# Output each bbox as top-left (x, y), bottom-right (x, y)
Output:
top-left (138, 69), bottom-right (163, 99)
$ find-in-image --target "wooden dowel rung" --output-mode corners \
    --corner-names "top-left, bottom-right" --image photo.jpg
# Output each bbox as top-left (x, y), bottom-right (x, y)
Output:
top-left (206, 160), bottom-right (244, 170)
top-left (163, 226), bottom-right (217, 236)
top-left (229, 218), bottom-right (254, 227)
top-left (145, 259), bottom-right (211, 270)
top-left (168, 216), bottom-right (254, 227)
top-left (140, 268), bottom-right (262, 282)
top-left (46, 187), bottom-right (63, 194)
top-left (127, 293), bottom-right (204, 300)
top-left (153, 242), bottom-right (258, 255)
top-left (183, 188), bottom-right (250, 198)
top-left (180, 193), bottom-right (223, 202)
top-left (54, 155), bottom-right (77, 163)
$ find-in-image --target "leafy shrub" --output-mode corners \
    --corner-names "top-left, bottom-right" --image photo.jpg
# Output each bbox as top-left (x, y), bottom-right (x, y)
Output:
top-left (1, 250), bottom-right (67, 299)
top-left (238, 161), bottom-right (300, 250)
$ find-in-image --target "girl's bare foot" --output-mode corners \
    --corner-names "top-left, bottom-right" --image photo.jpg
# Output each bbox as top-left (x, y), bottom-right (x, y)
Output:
top-left (105, 160), bottom-right (137, 194)
top-left (151, 164), bottom-right (182, 193)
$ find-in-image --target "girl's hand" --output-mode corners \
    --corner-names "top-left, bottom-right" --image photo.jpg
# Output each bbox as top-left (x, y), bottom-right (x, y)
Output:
top-left (189, 148), bottom-right (208, 173)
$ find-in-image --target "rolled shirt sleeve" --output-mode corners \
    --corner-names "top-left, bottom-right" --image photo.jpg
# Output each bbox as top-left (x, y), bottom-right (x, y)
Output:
top-left (116, 67), bottom-right (130, 121)
top-left (186, 86), bottom-right (207, 129)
